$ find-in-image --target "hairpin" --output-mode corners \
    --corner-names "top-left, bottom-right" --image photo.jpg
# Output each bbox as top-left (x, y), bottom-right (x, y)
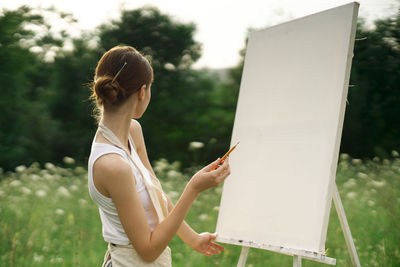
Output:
top-left (112, 62), bottom-right (127, 83)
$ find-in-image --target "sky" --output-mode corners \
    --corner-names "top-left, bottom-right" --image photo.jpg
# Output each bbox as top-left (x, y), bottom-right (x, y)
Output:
top-left (2, 0), bottom-right (399, 69)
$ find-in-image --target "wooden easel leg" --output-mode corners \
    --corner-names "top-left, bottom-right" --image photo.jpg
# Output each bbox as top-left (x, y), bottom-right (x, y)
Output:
top-left (333, 184), bottom-right (361, 267)
top-left (237, 246), bottom-right (250, 267)
top-left (293, 255), bottom-right (302, 267)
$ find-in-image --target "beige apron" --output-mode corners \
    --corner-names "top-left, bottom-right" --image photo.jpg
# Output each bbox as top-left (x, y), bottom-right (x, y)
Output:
top-left (98, 121), bottom-right (171, 267)
top-left (102, 243), bottom-right (171, 267)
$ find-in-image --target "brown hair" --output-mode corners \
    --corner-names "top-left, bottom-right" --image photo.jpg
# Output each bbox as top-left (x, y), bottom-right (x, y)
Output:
top-left (90, 45), bottom-right (153, 110)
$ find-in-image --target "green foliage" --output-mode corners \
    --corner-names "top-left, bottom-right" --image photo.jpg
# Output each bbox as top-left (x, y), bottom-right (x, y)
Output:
top-left (341, 12), bottom-right (400, 159)
top-left (0, 160), bottom-right (104, 266)
top-left (44, 37), bottom-right (101, 165)
top-left (0, 6), bottom-right (59, 170)
top-left (94, 6), bottom-right (240, 167)
top-left (1, 154), bottom-right (399, 265)
top-left (98, 7), bottom-right (201, 69)
top-left (1, 4), bottom-right (399, 176)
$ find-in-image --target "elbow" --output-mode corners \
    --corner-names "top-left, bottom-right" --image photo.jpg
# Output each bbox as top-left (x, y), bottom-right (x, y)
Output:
top-left (143, 254), bottom-right (159, 263)
top-left (134, 244), bottom-right (162, 263)
top-left (128, 233), bottom-right (165, 263)
top-left (137, 250), bottom-right (160, 263)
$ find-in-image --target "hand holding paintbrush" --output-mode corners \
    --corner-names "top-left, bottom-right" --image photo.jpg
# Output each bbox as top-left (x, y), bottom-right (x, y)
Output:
top-left (213, 141), bottom-right (239, 170)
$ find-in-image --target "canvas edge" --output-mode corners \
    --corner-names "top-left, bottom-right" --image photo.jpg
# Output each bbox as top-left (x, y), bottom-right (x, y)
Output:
top-left (318, 2), bottom-right (360, 251)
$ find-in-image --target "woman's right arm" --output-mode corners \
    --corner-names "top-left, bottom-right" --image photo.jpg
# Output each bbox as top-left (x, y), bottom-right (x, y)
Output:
top-left (94, 155), bottom-right (230, 262)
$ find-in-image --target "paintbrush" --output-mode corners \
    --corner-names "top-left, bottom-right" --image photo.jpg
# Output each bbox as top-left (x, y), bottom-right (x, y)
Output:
top-left (213, 141), bottom-right (240, 170)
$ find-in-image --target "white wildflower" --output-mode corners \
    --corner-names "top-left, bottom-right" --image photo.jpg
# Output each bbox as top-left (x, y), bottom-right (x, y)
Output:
top-left (164, 63), bottom-right (175, 71)
top-left (392, 150), bottom-right (399, 157)
top-left (346, 192), bottom-right (357, 200)
top-left (36, 190), bottom-right (47, 198)
top-left (167, 191), bottom-right (179, 199)
top-left (373, 156), bottom-right (380, 162)
top-left (57, 186), bottom-right (71, 197)
top-left (45, 162), bottom-right (55, 169)
top-left (0, 190), bottom-right (4, 197)
top-left (339, 161), bottom-right (349, 169)
top-left (69, 184), bottom-right (79, 192)
top-left (33, 253), bottom-right (43, 262)
top-left (10, 180), bottom-right (22, 187)
top-left (30, 174), bottom-right (40, 181)
top-left (367, 200), bottom-right (375, 207)
top-left (351, 159), bottom-right (362, 164)
top-left (163, 181), bottom-right (173, 189)
top-left (20, 187), bottom-right (32, 195)
top-left (199, 214), bottom-right (208, 221)
top-left (15, 165), bottom-right (26, 172)
top-left (63, 156), bottom-right (75, 164)
top-left (188, 141), bottom-right (204, 151)
top-left (371, 180), bottom-right (385, 188)
top-left (50, 257), bottom-right (64, 263)
top-left (154, 159), bottom-right (169, 173)
top-left (343, 178), bottom-right (357, 188)
top-left (357, 172), bottom-right (368, 179)
top-left (43, 173), bottom-right (53, 180)
top-left (339, 153), bottom-right (350, 161)
top-left (74, 166), bottom-right (86, 174)
top-left (172, 161), bottom-right (181, 170)
top-left (79, 199), bottom-right (87, 205)
top-left (213, 206), bottom-right (220, 211)
top-left (167, 170), bottom-right (179, 179)
top-left (55, 209), bottom-right (65, 215)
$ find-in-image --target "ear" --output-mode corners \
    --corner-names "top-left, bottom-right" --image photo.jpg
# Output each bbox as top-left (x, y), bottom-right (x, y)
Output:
top-left (138, 84), bottom-right (147, 100)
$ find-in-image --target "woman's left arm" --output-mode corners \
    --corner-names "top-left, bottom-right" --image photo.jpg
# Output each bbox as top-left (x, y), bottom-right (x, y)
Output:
top-left (129, 119), bottom-right (224, 256)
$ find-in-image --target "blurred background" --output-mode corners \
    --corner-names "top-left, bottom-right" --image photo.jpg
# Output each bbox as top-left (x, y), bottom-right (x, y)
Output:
top-left (0, 0), bottom-right (399, 266)
top-left (0, 0), bottom-right (399, 171)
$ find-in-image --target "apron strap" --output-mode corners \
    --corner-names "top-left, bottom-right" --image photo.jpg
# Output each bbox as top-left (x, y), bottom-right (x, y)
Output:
top-left (97, 120), bottom-right (168, 222)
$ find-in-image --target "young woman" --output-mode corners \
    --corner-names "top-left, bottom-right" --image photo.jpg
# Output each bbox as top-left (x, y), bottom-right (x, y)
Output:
top-left (88, 45), bottom-right (231, 266)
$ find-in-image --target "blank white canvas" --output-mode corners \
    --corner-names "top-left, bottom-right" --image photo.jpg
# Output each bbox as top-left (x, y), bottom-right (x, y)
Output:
top-left (216, 2), bottom-right (358, 254)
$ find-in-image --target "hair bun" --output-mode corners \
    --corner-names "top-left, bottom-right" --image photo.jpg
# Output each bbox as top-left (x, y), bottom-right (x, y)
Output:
top-left (94, 76), bottom-right (124, 105)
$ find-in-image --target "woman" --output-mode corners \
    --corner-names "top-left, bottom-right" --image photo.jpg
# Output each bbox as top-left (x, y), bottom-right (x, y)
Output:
top-left (88, 45), bottom-right (231, 266)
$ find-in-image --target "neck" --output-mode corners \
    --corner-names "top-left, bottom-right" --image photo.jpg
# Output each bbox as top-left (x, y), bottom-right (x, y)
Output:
top-left (101, 107), bottom-right (132, 148)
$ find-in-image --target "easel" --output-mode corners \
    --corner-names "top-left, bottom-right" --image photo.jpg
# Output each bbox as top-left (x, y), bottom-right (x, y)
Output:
top-left (236, 184), bottom-right (361, 267)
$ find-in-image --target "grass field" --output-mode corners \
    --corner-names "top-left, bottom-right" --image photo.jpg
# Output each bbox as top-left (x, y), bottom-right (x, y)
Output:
top-left (0, 153), bottom-right (399, 266)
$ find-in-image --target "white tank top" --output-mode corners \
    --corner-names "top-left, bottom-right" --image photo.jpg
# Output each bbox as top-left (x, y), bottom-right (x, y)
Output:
top-left (88, 138), bottom-right (158, 245)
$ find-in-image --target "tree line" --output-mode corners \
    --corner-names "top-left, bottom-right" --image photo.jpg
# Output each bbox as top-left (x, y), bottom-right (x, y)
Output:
top-left (0, 5), bottom-right (399, 172)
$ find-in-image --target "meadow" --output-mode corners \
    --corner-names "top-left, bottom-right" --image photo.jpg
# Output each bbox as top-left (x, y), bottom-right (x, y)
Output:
top-left (0, 153), bottom-right (399, 266)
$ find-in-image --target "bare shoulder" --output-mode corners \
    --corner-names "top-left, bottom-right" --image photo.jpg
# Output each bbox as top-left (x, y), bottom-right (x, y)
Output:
top-left (129, 119), bottom-right (145, 151)
top-left (95, 153), bottom-right (131, 175)
top-left (130, 119), bottom-right (142, 132)
top-left (93, 154), bottom-right (135, 196)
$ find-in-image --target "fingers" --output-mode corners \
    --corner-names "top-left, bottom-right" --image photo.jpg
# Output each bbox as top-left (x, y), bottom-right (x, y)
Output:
top-left (209, 241), bottom-right (225, 251)
top-left (208, 233), bottom-right (225, 251)
top-left (214, 158), bottom-right (231, 183)
top-left (214, 157), bottom-right (229, 173)
top-left (203, 242), bottom-right (225, 256)
top-left (196, 233), bottom-right (225, 257)
top-left (203, 158), bottom-right (222, 172)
